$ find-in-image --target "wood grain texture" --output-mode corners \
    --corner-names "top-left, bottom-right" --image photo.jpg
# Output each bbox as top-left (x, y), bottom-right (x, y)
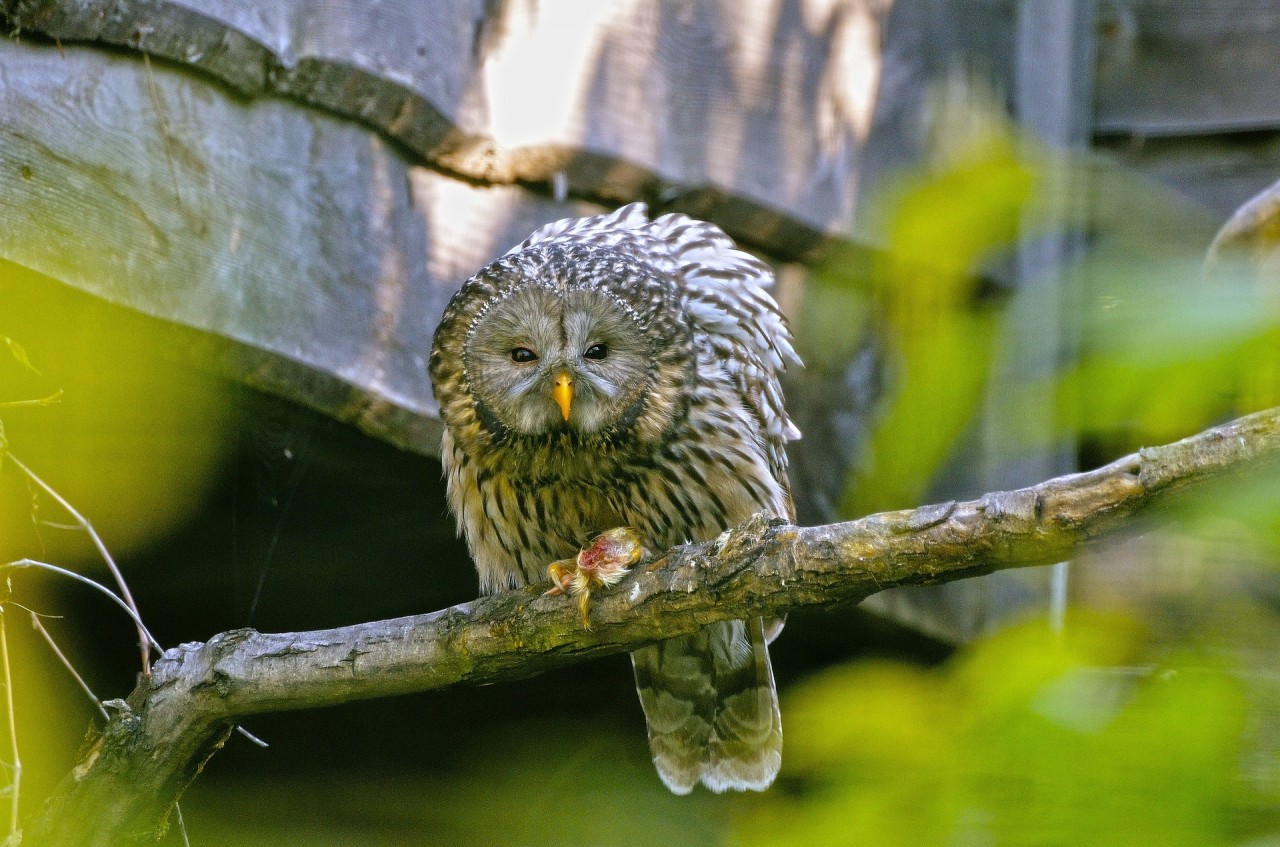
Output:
top-left (1, 0), bottom-right (895, 253)
top-left (0, 37), bottom-right (607, 455)
top-left (0, 0), bottom-right (1021, 461)
top-left (25, 405), bottom-right (1280, 845)
top-left (1095, 0), bottom-right (1280, 135)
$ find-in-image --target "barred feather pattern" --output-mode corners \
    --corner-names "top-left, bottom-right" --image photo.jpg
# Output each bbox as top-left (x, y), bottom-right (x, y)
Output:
top-left (430, 203), bottom-right (801, 794)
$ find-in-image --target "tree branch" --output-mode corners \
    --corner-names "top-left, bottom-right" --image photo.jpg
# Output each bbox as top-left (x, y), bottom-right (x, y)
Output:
top-left (27, 406), bottom-right (1280, 845)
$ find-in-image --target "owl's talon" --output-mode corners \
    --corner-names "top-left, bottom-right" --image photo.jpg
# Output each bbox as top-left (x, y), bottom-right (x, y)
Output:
top-left (544, 560), bottom-right (576, 596)
top-left (544, 527), bottom-right (649, 628)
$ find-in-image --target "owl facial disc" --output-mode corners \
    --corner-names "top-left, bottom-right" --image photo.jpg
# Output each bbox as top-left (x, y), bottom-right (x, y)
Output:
top-left (462, 285), bottom-right (652, 438)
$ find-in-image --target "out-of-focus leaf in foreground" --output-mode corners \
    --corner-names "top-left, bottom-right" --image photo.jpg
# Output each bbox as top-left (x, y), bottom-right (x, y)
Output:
top-left (1058, 257), bottom-right (1280, 450)
top-left (0, 261), bottom-right (237, 565)
top-left (732, 616), bottom-right (1270, 847)
top-left (1047, 171), bottom-right (1280, 457)
top-left (828, 132), bottom-right (1037, 517)
top-left (180, 717), bottom-right (726, 847)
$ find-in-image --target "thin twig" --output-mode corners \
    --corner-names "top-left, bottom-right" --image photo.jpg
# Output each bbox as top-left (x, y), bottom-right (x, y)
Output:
top-left (0, 605), bottom-right (20, 843)
top-left (3, 560), bottom-right (161, 654)
top-left (6, 454), bottom-right (152, 674)
top-left (235, 726), bottom-right (269, 748)
top-left (0, 390), bottom-right (63, 410)
top-left (22, 475), bottom-right (46, 559)
top-left (173, 801), bottom-right (191, 847)
top-left (30, 615), bottom-right (108, 721)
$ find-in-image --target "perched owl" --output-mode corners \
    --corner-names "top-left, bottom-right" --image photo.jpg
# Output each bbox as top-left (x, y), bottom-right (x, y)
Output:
top-left (429, 203), bottom-right (801, 793)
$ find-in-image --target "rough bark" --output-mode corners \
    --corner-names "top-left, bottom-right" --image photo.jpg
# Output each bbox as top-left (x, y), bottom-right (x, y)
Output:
top-left (25, 405), bottom-right (1280, 845)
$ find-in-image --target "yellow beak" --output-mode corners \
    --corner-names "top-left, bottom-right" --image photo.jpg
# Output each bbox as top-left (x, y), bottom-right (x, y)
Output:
top-left (552, 372), bottom-right (574, 421)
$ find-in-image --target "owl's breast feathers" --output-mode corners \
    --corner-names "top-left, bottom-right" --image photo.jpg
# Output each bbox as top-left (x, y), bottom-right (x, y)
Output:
top-left (437, 346), bottom-right (792, 589)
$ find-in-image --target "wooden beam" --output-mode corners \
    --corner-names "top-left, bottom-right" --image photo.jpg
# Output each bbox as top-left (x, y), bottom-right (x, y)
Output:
top-left (2, 0), bottom-right (892, 254)
top-left (1095, 0), bottom-right (1280, 136)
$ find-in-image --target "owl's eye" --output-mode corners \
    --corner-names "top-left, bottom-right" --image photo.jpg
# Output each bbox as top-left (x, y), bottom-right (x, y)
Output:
top-left (583, 343), bottom-right (609, 361)
top-left (510, 347), bottom-right (539, 363)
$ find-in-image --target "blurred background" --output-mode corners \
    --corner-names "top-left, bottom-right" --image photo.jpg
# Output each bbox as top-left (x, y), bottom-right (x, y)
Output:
top-left (1, 1), bottom-right (1278, 844)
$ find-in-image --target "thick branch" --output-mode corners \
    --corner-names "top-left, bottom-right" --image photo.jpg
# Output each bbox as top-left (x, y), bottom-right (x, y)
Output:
top-left (28, 406), bottom-right (1280, 845)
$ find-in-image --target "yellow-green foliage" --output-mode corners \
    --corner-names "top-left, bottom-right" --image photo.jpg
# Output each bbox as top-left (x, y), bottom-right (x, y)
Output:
top-left (732, 616), bottom-right (1262, 847)
top-left (0, 261), bottom-right (237, 565)
top-left (805, 118), bottom-right (1280, 520)
top-left (1060, 255), bottom-right (1280, 446)
top-left (835, 136), bottom-right (1035, 516)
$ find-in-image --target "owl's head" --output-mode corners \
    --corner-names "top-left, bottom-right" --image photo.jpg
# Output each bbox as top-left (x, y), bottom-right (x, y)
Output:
top-left (431, 244), bottom-right (693, 444)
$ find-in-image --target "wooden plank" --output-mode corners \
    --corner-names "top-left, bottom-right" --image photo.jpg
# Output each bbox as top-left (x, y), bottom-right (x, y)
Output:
top-left (851, 0), bottom-right (1016, 227)
top-left (2, 0), bottom-right (895, 255)
top-left (0, 37), bottom-right (605, 456)
top-left (1095, 0), bottom-right (1280, 135)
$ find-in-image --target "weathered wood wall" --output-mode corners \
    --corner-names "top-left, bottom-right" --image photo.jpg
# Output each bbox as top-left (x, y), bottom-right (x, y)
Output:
top-left (0, 35), bottom-right (612, 453)
top-left (0, 0), bottom-right (893, 455)
top-left (3, 0), bottom-right (886, 254)
top-left (4, 0), bottom-right (1276, 454)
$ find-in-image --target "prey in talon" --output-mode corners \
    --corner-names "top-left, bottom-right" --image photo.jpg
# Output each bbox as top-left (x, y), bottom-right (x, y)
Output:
top-left (545, 527), bottom-right (649, 628)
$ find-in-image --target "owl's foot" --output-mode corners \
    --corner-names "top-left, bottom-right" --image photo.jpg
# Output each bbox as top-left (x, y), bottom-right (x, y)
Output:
top-left (542, 527), bottom-right (649, 628)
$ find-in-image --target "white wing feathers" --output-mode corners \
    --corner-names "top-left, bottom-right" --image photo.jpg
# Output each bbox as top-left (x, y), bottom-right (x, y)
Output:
top-left (514, 203), bottom-right (802, 444)
top-left (509, 203), bottom-right (651, 255)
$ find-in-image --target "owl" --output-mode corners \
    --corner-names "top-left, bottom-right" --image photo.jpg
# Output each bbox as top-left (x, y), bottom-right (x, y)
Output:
top-left (429, 203), bottom-right (801, 793)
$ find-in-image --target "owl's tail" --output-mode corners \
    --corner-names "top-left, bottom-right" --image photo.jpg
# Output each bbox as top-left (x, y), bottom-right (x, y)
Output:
top-left (631, 617), bottom-right (782, 794)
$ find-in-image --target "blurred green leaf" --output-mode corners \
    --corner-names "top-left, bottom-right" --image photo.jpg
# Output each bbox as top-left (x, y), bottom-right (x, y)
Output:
top-left (877, 138), bottom-right (1035, 290)
top-left (839, 304), bottom-right (999, 515)
top-left (1054, 258), bottom-right (1280, 447)
top-left (1, 263), bottom-right (236, 563)
top-left (795, 278), bottom-right (873, 373)
top-left (733, 616), bottom-right (1263, 847)
top-left (832, 137), bottom-right (1037, 516)
top-left (181, 718), bottom-right (728, 847)
top-left (1160, 460), bottom-right (1280, 554)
